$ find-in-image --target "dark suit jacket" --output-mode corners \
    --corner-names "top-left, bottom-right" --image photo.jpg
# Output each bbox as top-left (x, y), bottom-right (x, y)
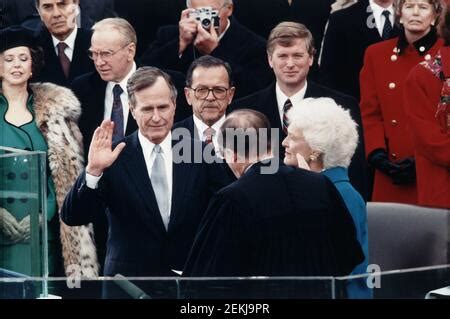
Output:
top-left (0, 0), bottom-right (115, 30)
top-left (183, 161), bottom-right (364, 288)
top-left (114, 0), bottom-right (184, 57)
top-left (71, 71), bottom-right (138, 159)
top-left (139, 17), bottom-right (273, 99)
top-left (173, 116), bottom-right (198, 140)
top-left (61, 132), bottom-right (233, 276)
top-left (79, 0), bottom-right (116, 29)
top-left (33, 27), bottom-right (95, 88)
top-left (233, 0), bottom-right (333, 80)
top-left (229, 81), bottom-right (369, 201)
top-left (319, 0), bottom-right (400, 100)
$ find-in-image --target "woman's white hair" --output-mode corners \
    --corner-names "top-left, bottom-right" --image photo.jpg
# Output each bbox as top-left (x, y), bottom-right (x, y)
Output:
top-left (287, 97), bottom-right (358, 169)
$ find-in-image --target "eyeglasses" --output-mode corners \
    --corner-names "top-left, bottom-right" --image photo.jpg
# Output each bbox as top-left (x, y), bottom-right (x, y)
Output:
top-left (87, 43), bottom-right (130, 61)
top-left (189, 86), bottom-right (230, 100)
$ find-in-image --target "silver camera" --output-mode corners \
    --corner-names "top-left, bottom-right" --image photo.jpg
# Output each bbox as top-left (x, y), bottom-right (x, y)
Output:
top-left (190, 7), bottom-right (219, 31)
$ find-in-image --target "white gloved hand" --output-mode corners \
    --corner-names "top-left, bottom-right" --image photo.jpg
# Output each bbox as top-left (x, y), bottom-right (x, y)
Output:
top-left (0, 207), bottom-right (25, 245)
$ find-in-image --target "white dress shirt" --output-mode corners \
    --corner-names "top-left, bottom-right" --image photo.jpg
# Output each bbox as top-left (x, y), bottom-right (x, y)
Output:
top-left (104, 63), bottom-right (137, 135)
top-left (275, 81), bottom-right (308, 126)
top-left (85, 131), bottom-right (173, 219)
top-left (369, 0), bottom-right (395, 38)
top-left (52, 27), bottom-right (77, 61)
top-left (193, 114), bottom-right (226, 151)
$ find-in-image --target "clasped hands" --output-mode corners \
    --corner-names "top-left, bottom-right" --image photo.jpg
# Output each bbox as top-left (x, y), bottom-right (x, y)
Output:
top-left (0, 207), bottom-right (42, 245)
top-left (369, 149), bottom-right (416, 185)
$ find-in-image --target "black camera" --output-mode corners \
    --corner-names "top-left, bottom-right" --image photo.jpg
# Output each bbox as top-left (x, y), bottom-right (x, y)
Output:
top-left (190, 7), bottom-right (220, 31)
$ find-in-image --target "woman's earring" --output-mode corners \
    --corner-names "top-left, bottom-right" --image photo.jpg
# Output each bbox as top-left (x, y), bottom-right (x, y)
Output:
top-left (309, 154), bottom-right (317, 162)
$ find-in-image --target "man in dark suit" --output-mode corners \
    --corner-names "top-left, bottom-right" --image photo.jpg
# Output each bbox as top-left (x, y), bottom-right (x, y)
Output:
top-left (319, 0), bottom-right (398, 100)
top-left (32, 0), bottom-right (94, 87)
top-left (229, 21), bottom-right (369, 200)
top-left (173, 55), bottom-right (235, 152)
top-left (0, 0), bottom-right (115, 30)
top-left (70, 18), bottom-right (138, 273)
top-left (183, 110), bottom-right (363, 297)
top-left (139, 0), bottom-right (273, 99)
top-left (233, 0), bottom-right (334, 80)
top-left (62, 66), bottom-right (233, 278)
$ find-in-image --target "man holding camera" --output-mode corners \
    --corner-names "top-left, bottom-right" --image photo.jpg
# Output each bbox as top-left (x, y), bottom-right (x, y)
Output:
top-left (140, 0), bottom-right (273, 99)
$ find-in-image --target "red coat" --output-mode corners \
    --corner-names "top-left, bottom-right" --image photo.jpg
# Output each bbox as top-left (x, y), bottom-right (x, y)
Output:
top-left (404, 46), bottom-right (450, 209)
top-left (360, 34), bottom-right (443, 204)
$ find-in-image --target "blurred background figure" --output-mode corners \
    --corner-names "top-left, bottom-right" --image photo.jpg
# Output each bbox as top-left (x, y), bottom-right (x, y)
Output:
top-left (0, 0), bottom-right (115, 31)
top-left (320, 0), bottom-right (399, 100)
top-left (140, 0), bottom-right (273, 99)
top-left (359, 0), bottom-right (443, 204)
top-left (404, 3), bottom-right (450, 209)
top-left (0, 26), bottom-right (98, 277)
top-left (283, 97), bottom-right (371, 299)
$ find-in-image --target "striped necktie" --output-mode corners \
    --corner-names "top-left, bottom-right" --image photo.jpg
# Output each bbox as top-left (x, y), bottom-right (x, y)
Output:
top-left (282, 99), bottom-right (292, 133)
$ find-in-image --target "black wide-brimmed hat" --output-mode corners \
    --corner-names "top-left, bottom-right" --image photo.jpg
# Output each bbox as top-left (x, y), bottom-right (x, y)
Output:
top-left (0, 26), bottom-right (37, 53)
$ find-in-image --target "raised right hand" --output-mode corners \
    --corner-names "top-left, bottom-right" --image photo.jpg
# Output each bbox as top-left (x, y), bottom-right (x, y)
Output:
top-left (86, 120), bottom-right (126, 176)
top-left (179, 8), bottom-right (199, 54)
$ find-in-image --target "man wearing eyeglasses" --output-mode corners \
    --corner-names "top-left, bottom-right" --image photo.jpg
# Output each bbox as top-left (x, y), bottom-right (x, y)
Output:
top-left (173, 55), bottom-right (235, 152)
top-left (32, 0), bottom-right (94, 87)
top-left (69, 18), bottom-right (139, 274)
top-left (139, 0), bottom-right (273, 99)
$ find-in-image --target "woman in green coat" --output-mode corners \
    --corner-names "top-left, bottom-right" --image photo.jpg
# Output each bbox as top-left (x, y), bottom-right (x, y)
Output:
top-left (0, 26), bottom-right (98, 277)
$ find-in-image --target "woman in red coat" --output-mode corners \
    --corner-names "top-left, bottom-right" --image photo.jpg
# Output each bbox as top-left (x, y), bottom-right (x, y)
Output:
top-left (360, 0), bottom-right (443, 203)
top-left (403, 6), bottom-right (450, 209)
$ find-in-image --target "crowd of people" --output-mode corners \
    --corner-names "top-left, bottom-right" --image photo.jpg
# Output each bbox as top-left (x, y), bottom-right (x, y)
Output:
top-left (0, 0), bottom-right (449, 299)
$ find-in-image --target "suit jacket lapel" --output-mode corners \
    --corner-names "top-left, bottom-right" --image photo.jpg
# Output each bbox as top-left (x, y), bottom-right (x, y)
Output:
top-left (169, 139), bottom-right (193, 231)
top-left (261, 83), bottom-right (282, 129)
top-left (122, 132), bottom-right (167, 234)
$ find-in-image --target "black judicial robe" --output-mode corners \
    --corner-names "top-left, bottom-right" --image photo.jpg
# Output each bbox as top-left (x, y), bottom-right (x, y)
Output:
top-left (183, 161), bottom-right (363, 279)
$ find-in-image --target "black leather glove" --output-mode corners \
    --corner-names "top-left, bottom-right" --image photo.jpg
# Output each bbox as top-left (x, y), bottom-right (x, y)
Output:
top-left (368, 149), bottom-right (402, 178)
top-left (391, 157), bottom-right (416, 185)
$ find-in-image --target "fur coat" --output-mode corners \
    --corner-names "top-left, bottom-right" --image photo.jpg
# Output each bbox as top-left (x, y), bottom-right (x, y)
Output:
top-left (31, 82), bottom-right (99, 277)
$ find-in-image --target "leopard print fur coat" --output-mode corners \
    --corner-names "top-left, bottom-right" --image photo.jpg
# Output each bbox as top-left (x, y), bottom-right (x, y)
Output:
top-left (32, 82), bottom-right (99, 277)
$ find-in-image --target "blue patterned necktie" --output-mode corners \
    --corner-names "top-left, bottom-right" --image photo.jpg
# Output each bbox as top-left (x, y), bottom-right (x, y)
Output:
top-left (111, 84), bottom-right (124, 143)
top-left (382, 10), bottom-right (392, 40)
top-left (282, 99), bottom-right (292, 134)
top-left (151, 145), bottom-right (170, 231)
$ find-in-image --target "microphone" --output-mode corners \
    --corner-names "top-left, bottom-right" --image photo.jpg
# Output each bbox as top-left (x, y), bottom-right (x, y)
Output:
top-left (113, 274), bottom-right (152, 299)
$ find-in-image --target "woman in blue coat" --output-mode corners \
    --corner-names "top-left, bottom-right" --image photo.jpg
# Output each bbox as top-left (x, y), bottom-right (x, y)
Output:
top-left (282, 97), bottom-right (371, 299)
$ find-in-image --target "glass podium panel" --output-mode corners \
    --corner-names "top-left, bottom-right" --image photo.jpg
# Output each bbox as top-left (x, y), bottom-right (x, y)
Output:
top-left (0, 146), bottom-right (48, 298)
top-left (0, 265), bottom-right (448, 299)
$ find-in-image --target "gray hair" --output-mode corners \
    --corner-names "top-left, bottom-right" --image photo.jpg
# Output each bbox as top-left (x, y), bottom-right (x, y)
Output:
top-left (186, 0), bottom-right (232, 8)
top-left (127, 67), bottom-right (178, 109)
top-left (92, 18), bottom-right (137, 47)
top-left (287, 97), bottom-right (358, 169)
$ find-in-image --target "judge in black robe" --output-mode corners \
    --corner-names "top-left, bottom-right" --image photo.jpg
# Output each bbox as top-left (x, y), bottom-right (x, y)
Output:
top-left (182, 110), bottom-right (363, 298)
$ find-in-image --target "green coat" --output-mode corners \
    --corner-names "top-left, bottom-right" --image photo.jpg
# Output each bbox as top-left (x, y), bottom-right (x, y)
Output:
top-left (0, 92), bottom-right (57, 275)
